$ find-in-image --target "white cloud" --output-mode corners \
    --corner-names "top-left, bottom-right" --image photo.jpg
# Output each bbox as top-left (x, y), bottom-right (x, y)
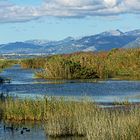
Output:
top-left (0, 0), bottom-right (140, 23)
top-left (104, 0), bottom-right (117, 7)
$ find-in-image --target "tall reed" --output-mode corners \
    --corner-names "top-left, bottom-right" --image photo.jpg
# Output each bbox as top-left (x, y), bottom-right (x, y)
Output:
top-left (1, 97), bottom-right (140, 140)
top-left (20, 48), bottom-right (140, 80)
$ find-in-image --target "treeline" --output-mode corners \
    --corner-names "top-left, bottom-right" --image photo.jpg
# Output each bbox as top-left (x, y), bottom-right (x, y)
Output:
top-left (20, 48), bottom-right (140, 80)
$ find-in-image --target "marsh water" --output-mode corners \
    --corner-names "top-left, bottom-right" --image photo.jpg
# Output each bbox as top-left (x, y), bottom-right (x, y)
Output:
top-left (0, 65), bottom-right (140, 140)
top-left (0, 65), bottom-right (140, 102)
top-left (0, 121), bottom-right (85, 140)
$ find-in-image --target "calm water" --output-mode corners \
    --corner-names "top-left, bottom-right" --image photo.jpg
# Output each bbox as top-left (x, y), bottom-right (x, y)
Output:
top-left (0, 121), bottom-right (46, 140)
top-left (0, 121), bottom-right (85, 140)
top-left (0, 65), bottom-right (140, 103)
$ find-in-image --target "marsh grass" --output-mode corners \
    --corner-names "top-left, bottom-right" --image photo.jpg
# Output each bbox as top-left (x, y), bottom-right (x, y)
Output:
top-left (20, 48), bottom-right (140, 80)
top-left (1, 97), bottom-right (48, 121)
top-left (1, 96), bottom-right (140, 140)
top-left (113, 100), bottom-right (131, 106)
top-left (0, 59), bottom-right (17, 72)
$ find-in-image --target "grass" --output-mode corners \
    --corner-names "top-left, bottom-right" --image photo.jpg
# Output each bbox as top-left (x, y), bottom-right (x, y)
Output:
top-left (0, 59), bottom-right (16, 71)
top-left (20, 48), bottom-right (140, 80)
top-left (1, 96), bottom-right (140, 139)
top-left (113, 100), bottom-right (131, 106)
top-left (0, 59), bottom-right (18, 84)
top-left (0, 59), bottom-right (17, 83)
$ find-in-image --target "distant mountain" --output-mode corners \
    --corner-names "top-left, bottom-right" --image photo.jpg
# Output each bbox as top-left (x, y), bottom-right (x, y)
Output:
top-left (0, 42), bottom-right (42, 54)
top-left (74, 30), bottom-right (136, 51)
top-left (25, 40), bottom-right (50, 46)
top-left (123, 37), bottom-right (140, 48)
top-left (0, 29), bottom-right (140, 55)
top-left (125, 29), bottom-right (140, 36)
top-left (99, 29), bottom-right (124, 36)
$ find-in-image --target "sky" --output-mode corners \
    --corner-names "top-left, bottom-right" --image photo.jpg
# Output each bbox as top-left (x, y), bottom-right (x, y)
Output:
top-left (0, 0), bottom-right (140, 44)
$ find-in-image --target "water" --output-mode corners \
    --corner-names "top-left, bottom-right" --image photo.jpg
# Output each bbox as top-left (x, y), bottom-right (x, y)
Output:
top-left (0, 122), bottom-right (47, 140)
top-left (0, 65), bottom-right (140, 103)
top-left (0, 65), bottom-right (140, 140)
top-left (0, 121), bottom-right (85, 140)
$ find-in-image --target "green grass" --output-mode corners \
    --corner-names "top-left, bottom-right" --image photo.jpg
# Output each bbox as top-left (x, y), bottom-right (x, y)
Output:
top-left (1, 96), bottom-right (140, 139)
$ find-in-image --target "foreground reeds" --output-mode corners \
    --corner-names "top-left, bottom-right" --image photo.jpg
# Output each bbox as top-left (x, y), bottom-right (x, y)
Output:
top-left (1, 96), bottom-right (140, 140)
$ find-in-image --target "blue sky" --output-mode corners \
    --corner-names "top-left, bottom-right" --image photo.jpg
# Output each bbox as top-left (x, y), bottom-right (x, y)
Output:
top-left (10, 0), bottom-right (43, 5)
top-left (0, 0), bottom-right (140, 44)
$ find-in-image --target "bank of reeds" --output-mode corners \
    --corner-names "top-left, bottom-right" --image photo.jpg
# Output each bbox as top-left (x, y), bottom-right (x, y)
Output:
top-left (20, 58), bottom-right (47, 69)
top-left (0, 97), bottom-right (48, 121)
top-left (46, 101), bottom-right (140, 140)
top-left (20, 48), bottom-right (140, 80)
top-left (1, 96), bottom-right (140, 139)
top-left (0, 59), bottom-right (16, 83)
top-left (0, 59), bottom-right (16, 72)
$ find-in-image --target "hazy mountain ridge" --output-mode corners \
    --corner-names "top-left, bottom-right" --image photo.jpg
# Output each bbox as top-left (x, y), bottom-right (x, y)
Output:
top-left (123, 37), bottom-right (140, 48)
top-left (0, 29), bottom-right (140, 54)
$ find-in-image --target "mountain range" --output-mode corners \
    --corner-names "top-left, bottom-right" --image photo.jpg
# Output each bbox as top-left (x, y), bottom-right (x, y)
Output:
top-left (0, 29), bottom-right (140, 55)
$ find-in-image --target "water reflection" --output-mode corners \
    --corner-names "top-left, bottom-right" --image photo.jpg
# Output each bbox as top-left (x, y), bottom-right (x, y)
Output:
top-left (0, 65), bottom-right (140, 102)
top-left (0, 121), bottom-right (86, 140)
top-left (0, 65), bottom-right (140, 139)
top-left (0, 121), bottom-right (47, 140)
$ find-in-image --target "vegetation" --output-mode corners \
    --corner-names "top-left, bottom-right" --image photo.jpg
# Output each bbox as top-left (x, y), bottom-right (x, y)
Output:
top-left (20, 57), bottom-right (47, 69)
top-left (20, 48), bottom-right (140, 80)
top-left (113, 99), bottom-right (131, 106)
top-left (0, 59), bottom-right (16, 72)
top-left (0, 59), bottom-right (17, 83)
top-left (1, 49), bottom-right (140, 139)
top-left (1, 97), bottom-right (140, 140)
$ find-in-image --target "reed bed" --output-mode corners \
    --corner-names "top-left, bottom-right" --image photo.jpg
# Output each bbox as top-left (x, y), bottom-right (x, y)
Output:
top-left (0, 59), bottom-right (16, 72)
top-left (1, 97), bottom-right (140, 140)
top-left (4, 98), bottom-right (49, 121)
top-left (20, 48), bottom-right (140, 80)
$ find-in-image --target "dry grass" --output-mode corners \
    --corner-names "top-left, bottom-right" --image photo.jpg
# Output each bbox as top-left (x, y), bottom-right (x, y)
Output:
top-left (0, 59), bottom-right (16, 72)
top-left (20, 48), bottom-right (140, 80)
top-left (1, 97), bottom-right (140, 140)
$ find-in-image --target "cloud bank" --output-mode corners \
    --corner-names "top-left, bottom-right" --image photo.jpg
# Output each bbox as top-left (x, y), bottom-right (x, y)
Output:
top-left (0, 0), bottom-right (140, 23)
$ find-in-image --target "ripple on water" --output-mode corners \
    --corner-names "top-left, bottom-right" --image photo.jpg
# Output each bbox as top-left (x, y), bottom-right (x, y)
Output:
top-left (0, 65), bottom-right (140, 103)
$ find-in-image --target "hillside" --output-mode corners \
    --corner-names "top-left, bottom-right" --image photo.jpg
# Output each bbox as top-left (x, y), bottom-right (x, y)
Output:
top-left (0, 29), bottom-right (140, 54)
